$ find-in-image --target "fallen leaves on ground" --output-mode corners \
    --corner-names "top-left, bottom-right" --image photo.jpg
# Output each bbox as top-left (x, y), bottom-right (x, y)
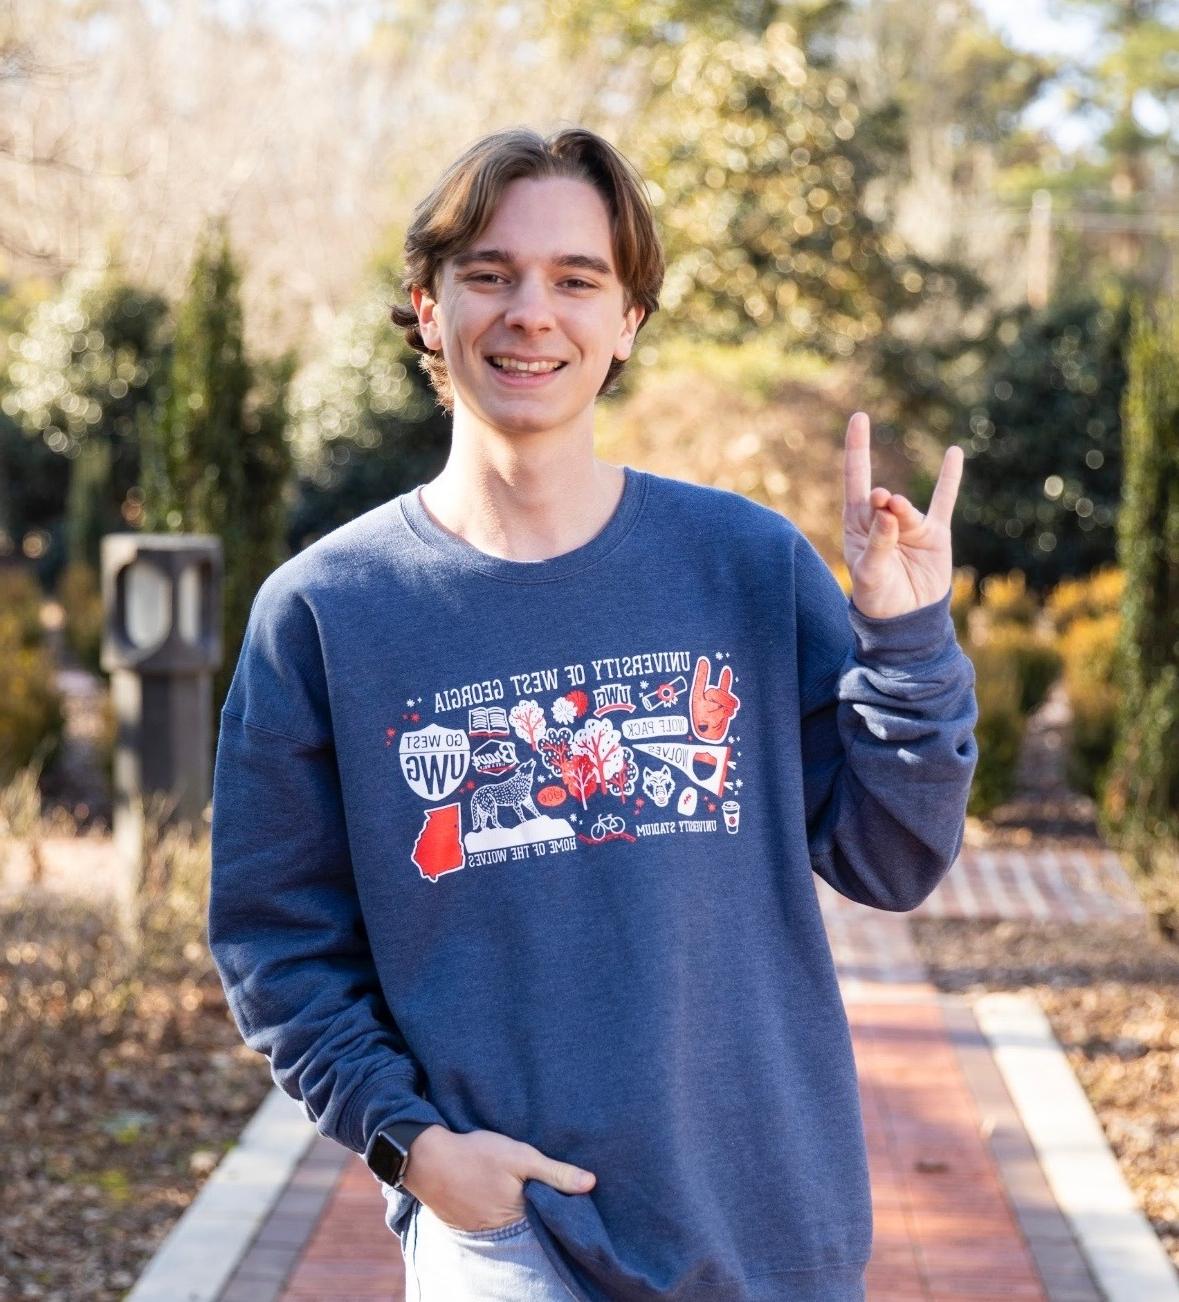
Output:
top-left (0, 886), bottom-right (274, 1301)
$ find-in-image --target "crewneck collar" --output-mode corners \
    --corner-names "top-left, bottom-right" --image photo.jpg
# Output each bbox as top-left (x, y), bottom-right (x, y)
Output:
top-left (397, 464), bottom-right (648, 584)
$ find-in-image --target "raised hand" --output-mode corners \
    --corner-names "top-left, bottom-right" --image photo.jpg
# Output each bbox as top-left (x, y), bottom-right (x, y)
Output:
top-left (690, 655), bottom-right (741, 742)
top-left (842, 411), bottom-right (963, 620)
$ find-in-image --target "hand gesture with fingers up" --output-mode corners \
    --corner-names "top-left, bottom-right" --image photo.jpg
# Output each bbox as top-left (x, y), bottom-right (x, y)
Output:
top-left (842, 411), bottom-right (963, 620)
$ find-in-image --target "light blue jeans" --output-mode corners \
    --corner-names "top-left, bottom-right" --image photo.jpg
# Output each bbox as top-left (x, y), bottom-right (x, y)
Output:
top-left (403, 1199), bottom-right (577, 1300)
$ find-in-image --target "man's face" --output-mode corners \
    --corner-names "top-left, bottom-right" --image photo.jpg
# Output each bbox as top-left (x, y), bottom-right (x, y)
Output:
top-left (412, 175), bottom-right (645, 438)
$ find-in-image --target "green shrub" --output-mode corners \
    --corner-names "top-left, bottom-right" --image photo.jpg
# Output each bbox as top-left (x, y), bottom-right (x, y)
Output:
top-left (1044, 566), bottom-right (1125, 635)
top-left (1101, 298), bottom-right (1179, 902)
top-left (964, 639), bottom-right (1024, 817)
top-left (0, 566), bottom-right (45, 649)
top-left (1068, 683), bottom-right (1120, 798)
top-left (0, 643), bottom-right (65, 785)
top-left (984, 623), bottom-right (1062, 716)
top-left (979, 569), bottom-right (1037, 628)
top-left (55, 559), bottom-right (105, 676)
top-left (950, 568), bottom-right (977, 641)
top-left (1057, 612), bottom-right (1120, 798)
top-left (0, 565), bottom-right (64, 784)
top-left (640, 337), bottom-right (833, 402)
top-left (954, 292), bottom-right (1130, 589)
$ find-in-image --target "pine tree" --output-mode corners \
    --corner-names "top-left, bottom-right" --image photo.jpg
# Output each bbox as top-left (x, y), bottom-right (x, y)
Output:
top-left (1102, 294), bottom-right (1179, 937)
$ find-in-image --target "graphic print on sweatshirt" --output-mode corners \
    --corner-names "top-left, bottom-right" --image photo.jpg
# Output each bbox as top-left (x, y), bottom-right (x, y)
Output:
top-left (385, 648), bottom-right (744, 882)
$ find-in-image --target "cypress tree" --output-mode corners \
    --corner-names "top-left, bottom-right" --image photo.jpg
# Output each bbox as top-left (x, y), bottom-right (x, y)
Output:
top-left (1102, 294), bottom-right (1179, 937)
top-left (141, 216), bottom-right (293, 730)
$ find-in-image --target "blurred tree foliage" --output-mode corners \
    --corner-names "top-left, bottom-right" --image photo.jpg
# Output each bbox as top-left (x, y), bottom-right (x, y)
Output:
top-left (478, 0), bottom-right (1040, 474)
top-left (284, 269), bottom-right (451, 552)
top-left (1056, 0), bottom-right (1179, 194)
top-left (139, 218), bottom-right (293, 722)
top-left (1102, 295), bottom-right (1179, 917)
top-left (1, 267), bottom-right (170, 586)
top-left (605, 4), bottom-right (991, 402)
top-left (844, 0), bottom-right (1056, 165)
top-left (951, 291), bottom-right (1132, 590)
top-left (829, 0), bottom-right (1062, 444)
top-left (0, 406), bottom-right (63, 571)
top-left (625, 20), bottom-right (890, 353)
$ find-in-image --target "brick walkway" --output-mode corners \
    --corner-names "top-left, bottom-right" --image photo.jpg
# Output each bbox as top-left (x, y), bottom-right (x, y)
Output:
top-left (27, 598), bottom-right (1151, 1297)
top-left (905, 844), bottom-right (1144, 925)
top-left (205, 843), bottom-right (1135, 1302)
top-left (824, 895), bottom-right (1104, 1301)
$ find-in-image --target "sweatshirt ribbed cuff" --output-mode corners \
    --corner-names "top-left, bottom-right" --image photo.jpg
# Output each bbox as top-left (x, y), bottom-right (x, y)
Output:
top-left (846, 587), bottom-right (957, 666)
top-left (344, 1071), bottom-right (450, 1164)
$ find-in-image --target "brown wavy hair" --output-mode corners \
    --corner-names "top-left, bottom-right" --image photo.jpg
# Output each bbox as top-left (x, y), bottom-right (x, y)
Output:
top-left (388, 126), bottom-right (664, 414)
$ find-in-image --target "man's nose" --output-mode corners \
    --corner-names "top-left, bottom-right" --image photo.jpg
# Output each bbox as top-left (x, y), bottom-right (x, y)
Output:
top-left (503, 275), bottom-right (556, 331)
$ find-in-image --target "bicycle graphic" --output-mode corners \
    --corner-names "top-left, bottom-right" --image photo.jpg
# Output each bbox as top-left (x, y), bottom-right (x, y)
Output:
top-left (590, 812), bottom-right (625, 841)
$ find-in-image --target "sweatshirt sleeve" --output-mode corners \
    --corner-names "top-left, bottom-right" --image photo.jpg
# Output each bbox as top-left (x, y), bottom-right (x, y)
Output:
top-left (207, 571), bottom-right (449, 1168)
top-left (794, 531), bottom-right (978, 912)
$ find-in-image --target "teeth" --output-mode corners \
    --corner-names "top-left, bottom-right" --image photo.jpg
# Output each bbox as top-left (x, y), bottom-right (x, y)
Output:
top-left (489, 356), bottom-right (563, 373)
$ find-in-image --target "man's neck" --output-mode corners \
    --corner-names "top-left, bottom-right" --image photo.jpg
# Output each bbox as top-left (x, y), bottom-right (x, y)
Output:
top-left (416, 439), bottom-right (626, 564)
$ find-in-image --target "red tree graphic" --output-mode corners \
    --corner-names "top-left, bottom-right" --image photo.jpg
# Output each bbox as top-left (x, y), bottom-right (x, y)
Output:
top-left (575, 718), bottom-right (624, 794)
top-left (539, 728), bottom-right (575, 779)
top-left (603, 748), bottom-right (639, 803)
top-left (566, 754), bottom-right (600, 809)
top-left (510, 699), bottom-right (547, 751)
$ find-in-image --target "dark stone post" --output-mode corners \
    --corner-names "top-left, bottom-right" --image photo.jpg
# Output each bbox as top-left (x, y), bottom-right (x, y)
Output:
top-left (100, 534), bottom-right (222, 917)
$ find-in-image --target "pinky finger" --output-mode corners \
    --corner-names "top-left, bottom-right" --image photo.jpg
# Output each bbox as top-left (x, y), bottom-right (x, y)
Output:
top-left (927, 446), bottom-right (964, 528)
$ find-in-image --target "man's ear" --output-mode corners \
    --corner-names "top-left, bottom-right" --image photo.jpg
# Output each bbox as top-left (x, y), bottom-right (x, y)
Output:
top-left (411, 283), bottom-right (443, 352)
top-left (613, 302), bottom-right (646, 362)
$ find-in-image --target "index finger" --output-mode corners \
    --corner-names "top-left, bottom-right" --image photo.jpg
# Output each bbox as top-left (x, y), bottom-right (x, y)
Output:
top-left (926, 444), bottom-right (964, 527)
top-left (843, 411), bottom-right (872, 510)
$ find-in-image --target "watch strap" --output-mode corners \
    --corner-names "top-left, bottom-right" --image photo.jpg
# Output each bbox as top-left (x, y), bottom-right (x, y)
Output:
top-left (386, 1120), bottom-right (434, 1152)
top-left (372, 1120), bottom-right (435, 1189)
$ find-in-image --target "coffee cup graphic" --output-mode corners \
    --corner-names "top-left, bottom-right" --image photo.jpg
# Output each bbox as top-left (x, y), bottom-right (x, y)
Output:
top-left (722, 800), bottom-right (740, 833)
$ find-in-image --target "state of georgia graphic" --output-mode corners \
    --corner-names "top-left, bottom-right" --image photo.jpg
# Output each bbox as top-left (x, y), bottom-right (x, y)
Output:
top-left (384, 648), bottom-right (745, 882)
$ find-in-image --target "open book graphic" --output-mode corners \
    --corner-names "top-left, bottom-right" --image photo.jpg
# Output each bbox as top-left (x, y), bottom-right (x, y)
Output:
top-left (468, 704), bottom-right (510, 736)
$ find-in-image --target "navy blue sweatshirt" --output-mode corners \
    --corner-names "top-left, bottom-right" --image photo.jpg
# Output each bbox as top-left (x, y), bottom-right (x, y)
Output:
top-left (208, 464), bottom-right (978, 1301)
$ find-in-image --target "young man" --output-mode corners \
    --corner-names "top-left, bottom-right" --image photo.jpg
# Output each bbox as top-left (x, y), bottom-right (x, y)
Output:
top-left (208, 126), bottom-right (978, 1301)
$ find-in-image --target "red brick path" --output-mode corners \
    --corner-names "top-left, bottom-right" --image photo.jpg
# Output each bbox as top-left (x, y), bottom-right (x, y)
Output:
top-left (854, 994), bottom-right (1049, 1300)
top-left (213, 850), bottom-right (1114, 1300)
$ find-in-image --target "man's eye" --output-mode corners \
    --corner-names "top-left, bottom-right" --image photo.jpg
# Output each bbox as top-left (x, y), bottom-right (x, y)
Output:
top-left (564, 279), bottom-right (596, 289)
top-left (468, 273), bottom-right (503, 283)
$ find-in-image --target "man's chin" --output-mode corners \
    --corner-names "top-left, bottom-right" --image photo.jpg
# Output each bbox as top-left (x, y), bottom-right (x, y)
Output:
top-left (461, 394), bottom-right (591, 437)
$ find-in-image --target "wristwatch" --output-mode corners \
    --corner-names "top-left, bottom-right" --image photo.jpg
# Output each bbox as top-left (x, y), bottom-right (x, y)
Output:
top-left (367, 1120), bottom-right (434, 1190)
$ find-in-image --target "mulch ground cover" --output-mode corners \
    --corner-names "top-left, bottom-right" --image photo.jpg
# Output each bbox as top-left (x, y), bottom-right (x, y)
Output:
top-left (0, 886), bottom-right (273, 1302)
top-left (910, 913), bottom-right (1179, 1274)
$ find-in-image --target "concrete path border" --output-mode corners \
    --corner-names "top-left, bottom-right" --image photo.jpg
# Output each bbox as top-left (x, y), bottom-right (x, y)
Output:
top-left (973, 990), bottom-right (1179, 1301)
top-left (937, 992), bottom-right (1103, 1301)
top-left (126, 1087), bottom-right (318, 1302)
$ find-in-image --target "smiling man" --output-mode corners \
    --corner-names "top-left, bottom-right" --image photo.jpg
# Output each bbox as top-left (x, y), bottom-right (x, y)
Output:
top-left (208, 126), bottom-right (979, 1301)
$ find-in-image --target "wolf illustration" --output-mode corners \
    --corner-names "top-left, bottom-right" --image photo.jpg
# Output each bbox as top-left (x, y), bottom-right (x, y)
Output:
top-left (470, 759), bottom-right (542, 830)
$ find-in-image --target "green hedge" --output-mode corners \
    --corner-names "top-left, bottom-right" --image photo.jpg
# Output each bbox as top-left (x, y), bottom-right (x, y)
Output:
top-left (964, 639), bottom-right (1024, 817)
top-left (0, 566), bottom-right (65, 785)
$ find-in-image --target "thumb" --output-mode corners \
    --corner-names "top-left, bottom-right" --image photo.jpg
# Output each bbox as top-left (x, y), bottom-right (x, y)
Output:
top-left (522, 1144), bottom-right (597, 1193)
top-left (866, 506), bottom-right (897, 552)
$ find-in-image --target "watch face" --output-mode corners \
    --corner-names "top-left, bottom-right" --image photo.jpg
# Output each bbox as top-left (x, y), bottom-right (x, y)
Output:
top-left (370, 1132), bottom-right (407, 1185)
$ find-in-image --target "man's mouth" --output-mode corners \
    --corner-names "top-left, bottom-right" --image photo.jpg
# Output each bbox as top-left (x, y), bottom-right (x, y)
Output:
top-left (486, 356), bottom-right (567, 374)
